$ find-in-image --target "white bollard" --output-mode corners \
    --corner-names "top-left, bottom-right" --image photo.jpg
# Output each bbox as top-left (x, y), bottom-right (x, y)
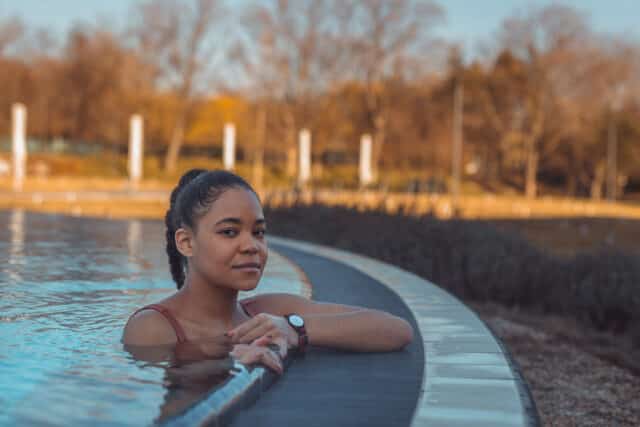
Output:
top-left (223, 123), bottom-right (236, 171)
top-left (12, 103), bottom-right (27, 191)
top-left (298, 129), bottom-right (311, 185)
top-left (359, 134), bottom-right (373, 186)
top-left (128, 115), bottom-right (144, 185)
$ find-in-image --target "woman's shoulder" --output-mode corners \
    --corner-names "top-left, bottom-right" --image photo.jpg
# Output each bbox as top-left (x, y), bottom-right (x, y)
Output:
top-left (122, 305), bottom-right (180, 346)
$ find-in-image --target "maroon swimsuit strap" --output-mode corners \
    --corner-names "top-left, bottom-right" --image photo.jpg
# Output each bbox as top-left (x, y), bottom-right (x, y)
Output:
top-left (131, 304), bottom-right (187, 343)
top-left (131, 301), bottom-right (255, 344)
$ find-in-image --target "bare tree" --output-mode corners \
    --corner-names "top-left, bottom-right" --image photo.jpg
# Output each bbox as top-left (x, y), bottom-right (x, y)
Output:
top-left (129, 0), bottom-right (223, 173)
top-left (341, 0), bottom-right (443, 182)
top-left (0, 16), bottom-right (24, 55)
top-left (54, 27), bottom-right (153, 146)
top-left (494, 4), bottom-right (591, 198)
top-left (235, 0), bottom-right (342, 181)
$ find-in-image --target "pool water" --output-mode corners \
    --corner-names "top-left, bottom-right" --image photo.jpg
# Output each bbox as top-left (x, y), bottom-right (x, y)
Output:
top-left (0, 210), bottom-right (288, 426)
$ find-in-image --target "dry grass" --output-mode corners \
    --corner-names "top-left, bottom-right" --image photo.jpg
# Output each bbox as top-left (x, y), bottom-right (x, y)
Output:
top-left (265, 189), bottom-right (640, 220)
top-left (474, 302), bottom-right (640, 427)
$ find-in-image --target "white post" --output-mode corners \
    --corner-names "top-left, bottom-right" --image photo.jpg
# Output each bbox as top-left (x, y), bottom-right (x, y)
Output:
top-left (223, 123), bottom-right (236, 171)
top-left (12, 103), bottom-right (27, 191)
top-left (128, 114), bottom-right (144, 185)
top-left (298, 129), bottom-right (311, 185)
top-left (359, 134), bottom-right (373, 186)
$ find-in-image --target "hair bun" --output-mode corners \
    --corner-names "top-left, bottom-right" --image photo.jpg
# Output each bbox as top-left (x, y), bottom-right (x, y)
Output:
top-left (170, 169), bottom-right (207, 207)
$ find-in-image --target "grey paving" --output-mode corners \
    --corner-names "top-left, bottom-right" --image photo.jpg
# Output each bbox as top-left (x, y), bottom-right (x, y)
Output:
top-left (268, 236), bottom-right (539, 427)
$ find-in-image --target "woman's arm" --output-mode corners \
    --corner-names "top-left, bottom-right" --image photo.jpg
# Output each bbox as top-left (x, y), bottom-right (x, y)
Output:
top-left (302, 309), bottom-right (413, 352)
top-left (232, 293), bottom-right (414, 352)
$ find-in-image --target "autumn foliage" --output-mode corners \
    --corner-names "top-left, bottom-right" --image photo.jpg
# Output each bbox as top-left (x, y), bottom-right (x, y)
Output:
top-left (0, 1), bottom-right (639, 197)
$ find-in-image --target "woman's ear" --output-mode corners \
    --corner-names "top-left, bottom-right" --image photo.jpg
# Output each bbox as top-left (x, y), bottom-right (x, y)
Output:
top-left (175, 228), bottom-right (194, 257)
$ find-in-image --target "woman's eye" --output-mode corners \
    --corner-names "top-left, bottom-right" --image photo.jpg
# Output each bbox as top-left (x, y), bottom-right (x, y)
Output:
top-left (220, 229), bottom-right (238, 237)
top-left (254, 229), bottom-right (266, 237)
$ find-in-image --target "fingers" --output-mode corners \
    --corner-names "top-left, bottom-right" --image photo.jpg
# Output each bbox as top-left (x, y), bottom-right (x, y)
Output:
top-left (255, 336), bottom-right (288, 359)
top-left (230, 344), bottom-right (283, 375)
top-left (260, 348), bottom-right (283, 374)
top-left (234, 321), bottom-right (274, 345)
top-left (229, 314), bottom-right (282, 345)
top-left (227, 315), bottom-right (262, 340)
top-left (274, 336), bottom-right (288, 359)
top-left (253, 335), bottom-right (272, 346)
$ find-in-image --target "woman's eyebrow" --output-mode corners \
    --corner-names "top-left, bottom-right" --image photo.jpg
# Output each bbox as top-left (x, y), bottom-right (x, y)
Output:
top-left (215, 218), bottom-right (266, 226)
top-left (215, 217), bottom-right (241, 226)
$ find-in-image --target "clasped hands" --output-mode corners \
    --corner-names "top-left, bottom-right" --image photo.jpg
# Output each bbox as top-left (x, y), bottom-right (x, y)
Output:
top-left (227, 313), bottom-right (299, 375)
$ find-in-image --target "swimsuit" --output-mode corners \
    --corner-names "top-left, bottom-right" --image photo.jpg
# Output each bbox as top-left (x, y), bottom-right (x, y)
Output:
top-left (128, 300), bottom-right (255, 344)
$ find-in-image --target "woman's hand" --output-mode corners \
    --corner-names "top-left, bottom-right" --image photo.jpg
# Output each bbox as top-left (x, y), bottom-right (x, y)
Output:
top-left (227, 313), bottom-right (298, 355)
top-left (230, 343), bottom-right (284, 375)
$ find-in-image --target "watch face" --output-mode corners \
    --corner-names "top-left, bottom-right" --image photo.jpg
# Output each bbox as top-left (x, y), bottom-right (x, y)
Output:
top-left (288, 314), bottom-right (304, 328)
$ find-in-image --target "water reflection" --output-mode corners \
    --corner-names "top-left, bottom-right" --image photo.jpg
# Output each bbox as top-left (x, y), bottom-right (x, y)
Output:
top-left (8, 209), bottom-right (25, 283)
top-left (0, 211), bottom-right (176, 426)
top-left (127, 219), bottom-right (142, 266)
top-left (123, 335), bottom-right (236, 423)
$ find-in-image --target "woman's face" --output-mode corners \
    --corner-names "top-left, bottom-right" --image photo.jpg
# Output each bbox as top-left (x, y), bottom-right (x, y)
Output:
top-left (185, 187), bottom-right (268, 292)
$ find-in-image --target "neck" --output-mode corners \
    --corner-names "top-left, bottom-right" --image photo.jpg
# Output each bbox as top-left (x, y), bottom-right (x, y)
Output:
top-left (174, 273), bottom-right (242, 331)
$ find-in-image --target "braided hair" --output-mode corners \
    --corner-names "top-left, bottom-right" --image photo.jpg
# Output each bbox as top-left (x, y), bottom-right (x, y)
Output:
top-left (164, 169), bottom-right (258, 289)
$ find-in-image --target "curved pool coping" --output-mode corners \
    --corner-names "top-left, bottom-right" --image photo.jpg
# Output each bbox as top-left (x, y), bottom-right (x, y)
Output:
top-left (269, 237), bottom-right (539, 427)
top-left (164, 236), bottom-right (539, 427)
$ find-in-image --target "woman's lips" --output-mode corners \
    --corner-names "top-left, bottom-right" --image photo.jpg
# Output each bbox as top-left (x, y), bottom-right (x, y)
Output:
top-left (232, 263), bottom-right (261, 271)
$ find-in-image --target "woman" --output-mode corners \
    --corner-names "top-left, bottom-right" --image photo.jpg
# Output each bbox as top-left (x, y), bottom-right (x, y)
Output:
top-left (123, 169), bottom-right (414, 374)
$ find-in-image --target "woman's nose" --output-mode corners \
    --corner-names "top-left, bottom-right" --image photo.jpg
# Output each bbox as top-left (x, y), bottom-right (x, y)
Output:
top-left (240, 233), bottom-right (259, 253)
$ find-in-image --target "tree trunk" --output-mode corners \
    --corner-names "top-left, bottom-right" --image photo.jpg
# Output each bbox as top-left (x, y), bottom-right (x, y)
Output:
top-left (164, 112), bottom-right (186, 174)
top-left (590, 161), bottom-right (605, 201)
top-left (371, 113), bottom-right (386, 183)
top-left (566, 170), bottom-right (577, 197)
top-left (606, 117), bottom-right (617, 201)
top-left (253, 108), bottom-right (266, 192)
top-left (525, 136), bottom-right (538, 199)
top-left (284, 110), bottom-right (297, 180)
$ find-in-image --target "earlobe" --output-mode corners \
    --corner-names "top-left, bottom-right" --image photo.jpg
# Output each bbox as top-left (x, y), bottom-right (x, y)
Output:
top-left (175, 228), bottom-right (193, 257)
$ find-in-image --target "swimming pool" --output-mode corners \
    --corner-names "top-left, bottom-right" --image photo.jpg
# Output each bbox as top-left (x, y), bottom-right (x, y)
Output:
top-left (0, 210), bottom-right (307, 426)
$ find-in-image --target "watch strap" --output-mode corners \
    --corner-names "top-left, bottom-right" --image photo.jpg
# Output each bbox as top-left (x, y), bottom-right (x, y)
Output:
top-left (285, 314), bottom-right (308, 354)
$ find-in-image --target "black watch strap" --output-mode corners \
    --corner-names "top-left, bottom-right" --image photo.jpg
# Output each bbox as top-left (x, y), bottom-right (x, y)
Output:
top-left (285, 314), bottom-right (308, 354)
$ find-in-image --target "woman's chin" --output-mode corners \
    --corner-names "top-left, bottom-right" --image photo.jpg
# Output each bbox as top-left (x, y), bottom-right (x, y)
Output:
top-left (230, 269), bottom-right (263, 291)
top-left (235, 278), bottom-right (260, 292)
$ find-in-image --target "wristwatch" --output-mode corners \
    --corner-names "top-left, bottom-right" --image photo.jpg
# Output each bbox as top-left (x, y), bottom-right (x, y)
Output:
top-left (284, 314), bottom-right (308, 354)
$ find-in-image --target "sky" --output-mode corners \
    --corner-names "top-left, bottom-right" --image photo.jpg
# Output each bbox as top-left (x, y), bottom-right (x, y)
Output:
top-left (1, 0), bottom-right (639, 55)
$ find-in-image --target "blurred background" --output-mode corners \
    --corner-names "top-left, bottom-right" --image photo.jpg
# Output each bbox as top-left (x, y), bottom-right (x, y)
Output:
top-left (1, 1), bottom-right (640, 425)
top-left (1, 0), bottom-right (639, 197)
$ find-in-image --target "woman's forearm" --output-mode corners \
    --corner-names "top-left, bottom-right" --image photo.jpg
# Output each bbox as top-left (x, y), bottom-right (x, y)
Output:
top-left (304, 309), bottom-right (414, 352)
